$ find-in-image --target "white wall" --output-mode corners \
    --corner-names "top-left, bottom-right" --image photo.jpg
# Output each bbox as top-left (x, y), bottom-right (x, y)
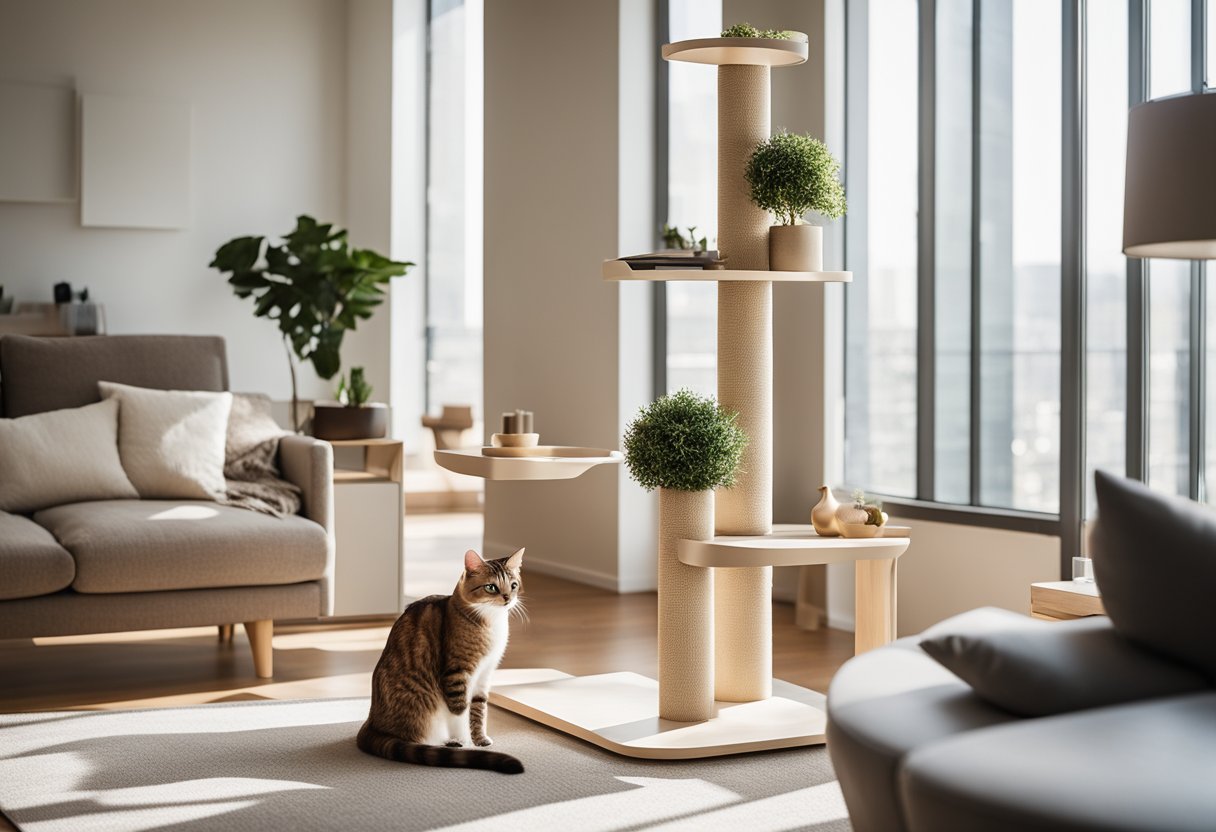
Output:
top-left (482, 0), bottom-right (657, 590)
top-left (0, 0), bottom-right (348, 401)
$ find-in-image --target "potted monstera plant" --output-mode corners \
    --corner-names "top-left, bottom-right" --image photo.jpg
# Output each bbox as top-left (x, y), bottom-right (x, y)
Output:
top-left (211, 216), bottom-right (412, 437)
top-left (744, 130), bottom-right (846, 272)
top-left (623, 389), bottom-right (748, 721)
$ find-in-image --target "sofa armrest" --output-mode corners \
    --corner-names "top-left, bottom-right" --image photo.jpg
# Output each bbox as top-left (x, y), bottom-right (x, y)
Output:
top-left (278, 434), bottom-right (335, 616)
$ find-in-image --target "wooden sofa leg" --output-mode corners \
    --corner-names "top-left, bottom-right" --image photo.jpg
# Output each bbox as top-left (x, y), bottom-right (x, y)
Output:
top-left (243, 620), bottom-right (274, 679)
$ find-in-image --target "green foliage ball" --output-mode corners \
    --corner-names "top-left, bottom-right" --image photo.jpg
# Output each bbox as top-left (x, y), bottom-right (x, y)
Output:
top-left (721, 23), bottom-right (793, 39)
top-left (744, 131), bottom-right (847, 226)
top-left (623, 390), bottom-right (749, 492)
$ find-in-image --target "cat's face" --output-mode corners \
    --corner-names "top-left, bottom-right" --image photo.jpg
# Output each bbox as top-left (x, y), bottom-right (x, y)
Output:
top-left (460, 548), bottom-right (523, 616)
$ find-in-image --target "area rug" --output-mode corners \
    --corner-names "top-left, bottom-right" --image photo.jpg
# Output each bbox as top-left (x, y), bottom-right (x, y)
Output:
top-left (0, 698), bottom-right (850, 832)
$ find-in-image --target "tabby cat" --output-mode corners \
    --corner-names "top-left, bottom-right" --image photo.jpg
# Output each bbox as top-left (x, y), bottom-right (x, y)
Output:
top-left (357, 548), bottom-right (525, 774)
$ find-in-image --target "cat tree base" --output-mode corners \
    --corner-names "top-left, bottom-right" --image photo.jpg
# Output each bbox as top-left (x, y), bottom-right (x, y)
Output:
top-left (489, 668), bottom-right (827, 759)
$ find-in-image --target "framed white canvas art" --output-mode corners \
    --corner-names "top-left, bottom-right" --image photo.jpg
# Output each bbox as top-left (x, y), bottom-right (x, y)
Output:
top-left (80, 93), bottom-right (191, 229)
top-left (0, 82), bottom-right (76, 203)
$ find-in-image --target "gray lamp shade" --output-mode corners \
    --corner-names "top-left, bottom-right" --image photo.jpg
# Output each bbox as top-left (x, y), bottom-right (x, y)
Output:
top-left (1123, 92), bottom-right (1216, 260)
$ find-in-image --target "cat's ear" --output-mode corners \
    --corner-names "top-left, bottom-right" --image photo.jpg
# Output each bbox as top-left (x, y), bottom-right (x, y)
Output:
top-left (463, 549), bottom-right (484, 573)
top-left (505, 547), bottom-right (525, 570)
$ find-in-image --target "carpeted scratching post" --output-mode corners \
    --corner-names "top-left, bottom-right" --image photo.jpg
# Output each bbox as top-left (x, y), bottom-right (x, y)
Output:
top-left (714, 64), bottom-right (773, 702)
top-left (657, 488), bottom-right (714, 721)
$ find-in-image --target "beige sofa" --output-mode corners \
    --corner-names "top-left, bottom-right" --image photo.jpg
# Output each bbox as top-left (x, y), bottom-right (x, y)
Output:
top-left (0, 334), bottom-right (334, 678)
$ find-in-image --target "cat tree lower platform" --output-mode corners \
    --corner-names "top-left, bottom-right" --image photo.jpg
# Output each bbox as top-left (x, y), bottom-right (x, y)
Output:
top-left (485, 527), bottom-right (906, 759)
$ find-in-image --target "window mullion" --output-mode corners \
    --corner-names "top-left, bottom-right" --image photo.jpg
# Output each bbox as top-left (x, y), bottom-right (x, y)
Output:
top-left (1190, 0), bottom-right (1208, 502)
top-left (968, 0), bottom-right (982, 507)
top-left (917, 0), bottom-right (937, 502)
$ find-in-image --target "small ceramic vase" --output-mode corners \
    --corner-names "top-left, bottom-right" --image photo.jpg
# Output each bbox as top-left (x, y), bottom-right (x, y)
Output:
top-left (812, 485), bottom-right (841, 537)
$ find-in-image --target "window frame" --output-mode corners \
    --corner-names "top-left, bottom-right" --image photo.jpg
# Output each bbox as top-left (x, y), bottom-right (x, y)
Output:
top-left (840, 0), bottom-right (1211, 576)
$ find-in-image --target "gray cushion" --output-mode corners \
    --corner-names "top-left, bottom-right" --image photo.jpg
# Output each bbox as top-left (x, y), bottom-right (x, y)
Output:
top-left (0, 334), bottom-right (228, 418)
top-left (900, 692), bottom-right (1216, 832)
top-left (827, 637), bottom-right (1017, 832)
top-left (920, 607), bottom-right (1207, 716)
top-left (1092, 470), bottom-right (1216, 680)
top-left (34, 500), bottom-right (327, 594)
top-left (0, 512), bottom-right (74, 600)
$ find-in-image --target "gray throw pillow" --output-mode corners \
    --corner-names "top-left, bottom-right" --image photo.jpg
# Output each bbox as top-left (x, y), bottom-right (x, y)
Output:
top-left (921, 607), bottom-right (1207, 717)
top-left (1092, 469), bottom-right (1216, 680)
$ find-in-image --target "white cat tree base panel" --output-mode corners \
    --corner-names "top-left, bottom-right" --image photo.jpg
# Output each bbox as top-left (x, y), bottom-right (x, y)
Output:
top-left (440, 34), bottom-right (909, 759)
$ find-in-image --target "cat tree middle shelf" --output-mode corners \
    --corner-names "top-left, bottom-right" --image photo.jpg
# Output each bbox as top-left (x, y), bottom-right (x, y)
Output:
top-left (678, 524), bottom-right (909, 568)
top-left (434, 448), bottom-right (623, 481)
top-left (603, 259), bottom-right (852, 283)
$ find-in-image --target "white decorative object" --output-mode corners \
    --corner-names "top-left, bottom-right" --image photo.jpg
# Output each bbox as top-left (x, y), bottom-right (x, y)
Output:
top-left (0, 82), bottom-right (75, 203)
top-left (490, 432), bottom-right (540, 448)
top-left (0, 399), bottom-right (137, 513)
top-left (99, 382), bottom-right (231, 500)
top-left (80, 93), bottom-right (191, 229)
top-left (769, 224), bottom-right (823, 271)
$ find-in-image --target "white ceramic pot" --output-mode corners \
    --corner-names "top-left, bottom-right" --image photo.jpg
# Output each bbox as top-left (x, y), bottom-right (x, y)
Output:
top-left (768, 224), bottom-right (823, 272)
top-left (811, 485), bottom-right (841, 537)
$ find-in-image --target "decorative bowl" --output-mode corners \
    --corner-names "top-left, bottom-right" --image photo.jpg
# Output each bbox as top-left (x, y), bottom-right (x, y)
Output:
top-left (841, 522), bottom-right (882, 539)
top-left (491, 432), bottom-right (540, 448)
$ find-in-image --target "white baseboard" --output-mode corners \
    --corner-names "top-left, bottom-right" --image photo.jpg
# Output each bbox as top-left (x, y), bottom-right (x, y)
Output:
top-left (827, 613), bottom-right (855, 633)
top-left (523, 555), bottom-right (622, 593)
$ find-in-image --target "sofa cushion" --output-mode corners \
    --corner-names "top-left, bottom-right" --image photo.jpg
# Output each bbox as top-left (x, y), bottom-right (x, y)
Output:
top-left (0, 334), bottom-right (228, 418)
top-left (34, 500), bottom-right (327, 594)
top-left (827, 637), bottom-right (1017, 832)
top-left (0, 512), bottom-right (74, 600)
top-left (99, 381), bottom-right (232, 501)
top-left (920, 607), bottom-right (1207, 716)
top-left (0, 398), bottom-right (139, 514)
top-left (900, 692), bottom-right (1216, 832)
top-left (1092, 469), bottom-right (1216, 679)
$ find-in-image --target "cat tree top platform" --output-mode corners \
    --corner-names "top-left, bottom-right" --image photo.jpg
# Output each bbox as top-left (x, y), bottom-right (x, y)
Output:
top-left (678, 524), bottom-right (910, 568)
top-left (434, 448), bottom-right (622, 481)
top-left (602, 259), bottom-right (851, 283)
top-left (662, 35), bottom-right (809, 67)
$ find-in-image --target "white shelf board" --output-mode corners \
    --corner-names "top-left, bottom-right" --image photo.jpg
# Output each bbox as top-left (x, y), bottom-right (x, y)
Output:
top-left (434, 448), bottom-right (622, 481)
top-left (603, 259), bottom-right (851, 283)
top-left (662, 36), bottom-right (809, 67)
top-left (678, 523), bottom-right (909, 568)
top-left (489, 668), bottom-right (826, 759)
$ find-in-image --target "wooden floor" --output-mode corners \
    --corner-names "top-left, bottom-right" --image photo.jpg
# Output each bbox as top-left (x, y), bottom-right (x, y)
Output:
top-left (0, 573), bottom-right (854, 714)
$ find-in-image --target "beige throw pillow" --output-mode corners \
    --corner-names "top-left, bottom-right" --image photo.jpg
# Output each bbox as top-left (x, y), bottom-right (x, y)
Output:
top-left (99, 381), bottom-right (233, 501)
top-left (0, 398), bottom-right (139, 513)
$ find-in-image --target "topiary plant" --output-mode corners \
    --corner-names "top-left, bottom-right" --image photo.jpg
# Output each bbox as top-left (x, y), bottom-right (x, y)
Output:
top-left (721, 23), bottom-right (793, 39)
top-left (623, 390), bottom-right (748, 492)
top-left (744, 131), bottom-right (847, 226)
top-left (211, 215), bottom-right (412, 431)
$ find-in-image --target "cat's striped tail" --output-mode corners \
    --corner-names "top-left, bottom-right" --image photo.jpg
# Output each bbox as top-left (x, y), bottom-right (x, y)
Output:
top-left (356, 722), bottom-right (524, 774)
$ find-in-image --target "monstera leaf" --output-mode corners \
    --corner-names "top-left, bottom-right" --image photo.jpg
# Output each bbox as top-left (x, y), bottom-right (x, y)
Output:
top-left (210, 216), bottom-right (413, 381)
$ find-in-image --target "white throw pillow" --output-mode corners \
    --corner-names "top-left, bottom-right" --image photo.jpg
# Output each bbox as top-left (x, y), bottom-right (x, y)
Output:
top-left (0, 398), bottom-right (139, 513)
top-left (99, 381), bottom-right (233, 501)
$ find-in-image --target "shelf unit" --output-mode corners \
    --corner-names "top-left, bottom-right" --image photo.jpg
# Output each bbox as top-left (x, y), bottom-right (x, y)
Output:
top-left (678, 523), bottom-right (909, 568)
top-left (329, 438), bottom-right (404, 617)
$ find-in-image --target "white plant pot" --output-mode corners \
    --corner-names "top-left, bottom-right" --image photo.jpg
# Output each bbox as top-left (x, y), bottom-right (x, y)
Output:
top-left (768, 224), bottom-right (823, 272)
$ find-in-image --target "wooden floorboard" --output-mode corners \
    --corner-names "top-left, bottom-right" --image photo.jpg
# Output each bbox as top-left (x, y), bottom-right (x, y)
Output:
top-left (0, 572), bottom-right (853, 714)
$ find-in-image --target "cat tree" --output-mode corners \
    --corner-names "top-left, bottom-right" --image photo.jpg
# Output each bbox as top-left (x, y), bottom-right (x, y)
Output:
top-left (436, 33), bottom-right (909, 759)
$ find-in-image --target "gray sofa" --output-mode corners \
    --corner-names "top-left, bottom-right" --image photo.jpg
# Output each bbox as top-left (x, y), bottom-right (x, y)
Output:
top-left (0, 334), bottom-right (335, 678)
top-left (827, 472), bottom-right (1216, 832)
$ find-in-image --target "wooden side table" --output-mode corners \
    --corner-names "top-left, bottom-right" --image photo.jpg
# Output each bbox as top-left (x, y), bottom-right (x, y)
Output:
top-left (1031, 581), bottom-right (1105, 621)
top-left (330, 439), bottom-right (404, 618)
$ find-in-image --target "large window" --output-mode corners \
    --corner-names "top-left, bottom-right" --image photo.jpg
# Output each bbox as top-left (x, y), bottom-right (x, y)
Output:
top-left (846, 0), bottom-right (1209, 562)
top-left (426, 0), bottom-right (484, 427)
top-left (663, 0), bottom-right (720, 398)
top-left (844, 0), bottom-right (919, 497)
